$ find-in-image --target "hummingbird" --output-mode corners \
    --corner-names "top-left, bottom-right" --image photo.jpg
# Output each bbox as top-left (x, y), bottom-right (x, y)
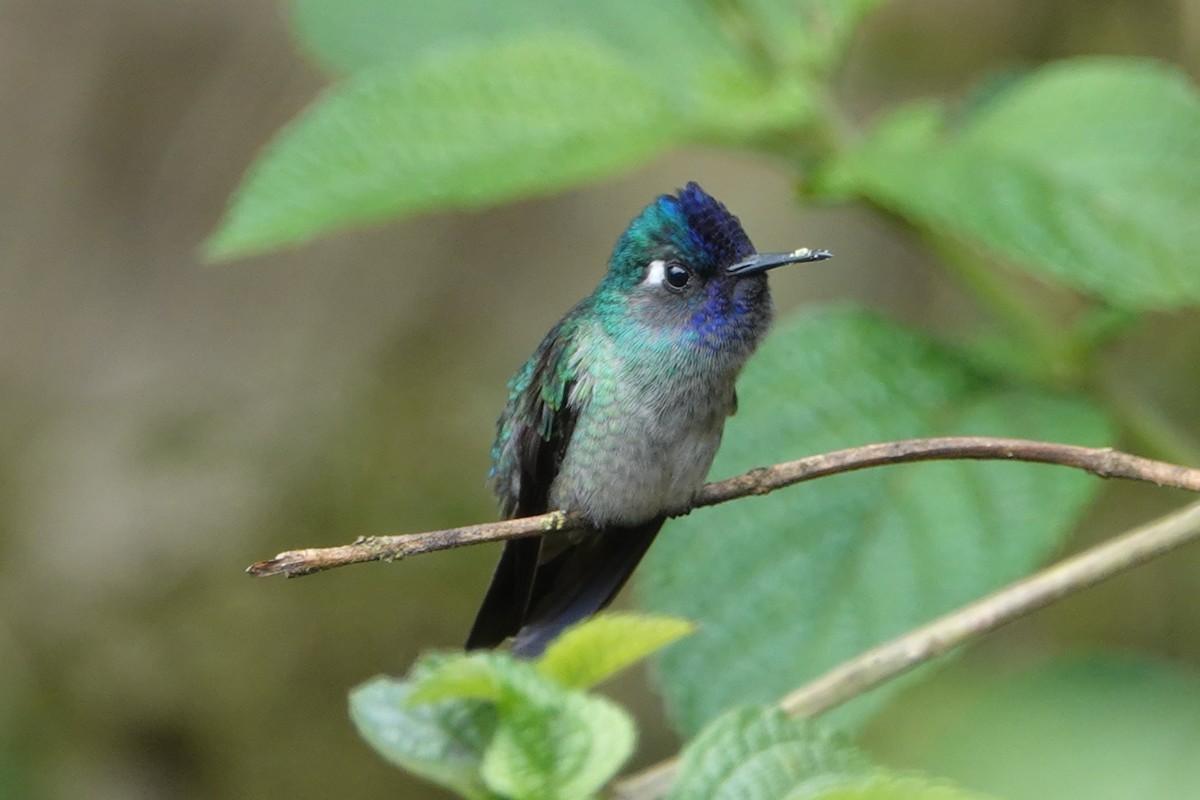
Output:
top-left (466, 182), bottom-right (830, 657)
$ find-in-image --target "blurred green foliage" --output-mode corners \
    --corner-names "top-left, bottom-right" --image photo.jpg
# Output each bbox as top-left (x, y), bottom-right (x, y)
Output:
top-left (642, 309), bottom-right (1111, 735)
top-left (207, 0), bottom-right (889, 257)
top-left (5, 0), bottom-right (1198, 799)
top-left (866, 652), bottom-right (1200, 799)
top-left (203, 0), bottom-right (1200, 797)
top-left (351, 614), bottom-right (691, 800)
top-left (668, 705), bottom-right (995, 800)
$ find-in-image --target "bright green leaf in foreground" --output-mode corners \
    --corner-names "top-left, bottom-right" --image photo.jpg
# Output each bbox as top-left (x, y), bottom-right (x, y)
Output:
top-left (405, 654), bottom-right (505, 705)
top-left (408, 652), bottom-right (634, 800)
top-left (206, 36), bottom-right (690, 259)
top-left (351, 676), bottom-right (497, 800)
top-left (351, 614), bottom-right (688, 799)
top-left (639, 306), bottom-right (1112, 735)
top-left (819, 59), bottom-right (1200, 308)
top-left (538, 613), bottom-right (695, 690)
top-left (481, 686), bottom-right (633, 800)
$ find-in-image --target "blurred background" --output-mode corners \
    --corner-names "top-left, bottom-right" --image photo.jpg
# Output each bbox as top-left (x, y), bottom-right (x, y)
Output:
top-left (1, 1), bottom-right (1198, 798)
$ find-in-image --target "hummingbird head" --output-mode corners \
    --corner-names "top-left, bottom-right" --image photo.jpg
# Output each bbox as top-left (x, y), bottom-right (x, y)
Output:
top-left (600, 182), bottom-right (829, 350)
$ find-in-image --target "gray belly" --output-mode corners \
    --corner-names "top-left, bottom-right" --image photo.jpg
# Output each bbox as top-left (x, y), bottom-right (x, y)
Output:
top-left (549, 379), bottom-right (733, 525)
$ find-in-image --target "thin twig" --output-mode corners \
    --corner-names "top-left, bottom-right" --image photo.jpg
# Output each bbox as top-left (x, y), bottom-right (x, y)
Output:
top-left (613, 498), bottom-right (1200, 800)
top-left (248, 436), bottom-right (1200, 577)
top-left (246, 511), bottom-right (577, 577)
top-left (251, 438), bottom-right (1200, 576)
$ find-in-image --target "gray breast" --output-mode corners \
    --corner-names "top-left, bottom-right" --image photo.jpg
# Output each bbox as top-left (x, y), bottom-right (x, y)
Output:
top-left (549, 340), bottom-right (739, 526)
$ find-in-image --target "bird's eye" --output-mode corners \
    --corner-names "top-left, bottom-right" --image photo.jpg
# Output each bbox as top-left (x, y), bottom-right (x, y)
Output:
top-left (665, 263), bottom-right (691, 290)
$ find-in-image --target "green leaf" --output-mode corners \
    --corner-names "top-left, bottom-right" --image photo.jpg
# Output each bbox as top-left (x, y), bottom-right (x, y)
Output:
top-left (819, 58), bottom-right (1200, 308)
top-left (871, 653), bottom-right (1200, 800)
top-left (287, 0), bottom-right (747, 94)
top-left (459, 653), bottom-right (634, 800)
top-left (287, 0), bottom-right (830, 140)
top-left (483, 688), bottom-right (634, 800)
top-left (668, 705), bottom-right (871, 800)
top-left (538, 613), bottom-right (695, 690)
top-left (638, 306), bottom-right (1112, 736)
top-left (407, 653), bottom-right (504, 705)
top-left (287, 0), bottom-right (882, 88)
top-left (210, 28), bottom-right (817, 259)
top-left (667, 705), bottom-right (995, 800)
top-left (358, 652), bottom-right (636, 800)
top-left (350, 676), bottom-right (498, 800)
top-left (206, 36), bottom-right (690, 259)
top-left (804, 774), bottom-right (997, 800)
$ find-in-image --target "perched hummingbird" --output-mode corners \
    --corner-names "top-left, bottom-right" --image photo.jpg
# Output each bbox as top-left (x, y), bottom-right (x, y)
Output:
top-left (466, 182), bottom-right (830, 657)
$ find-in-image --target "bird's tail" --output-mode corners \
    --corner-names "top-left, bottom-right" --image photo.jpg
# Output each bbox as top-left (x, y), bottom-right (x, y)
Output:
top-left (510, 519), bottom-right (663, 657)
top-left (465, 535), bottom-right (540, 651)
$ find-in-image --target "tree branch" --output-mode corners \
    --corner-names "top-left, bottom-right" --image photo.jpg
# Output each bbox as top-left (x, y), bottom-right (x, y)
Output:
top-left (613, 497), bottom-right (1200, 800)
top-left (248, 436), bottom-right (1200, 577)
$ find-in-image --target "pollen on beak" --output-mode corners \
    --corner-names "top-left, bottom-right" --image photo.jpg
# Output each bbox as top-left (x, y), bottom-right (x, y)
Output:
top-left (726, 248), bottom-right (833, 276)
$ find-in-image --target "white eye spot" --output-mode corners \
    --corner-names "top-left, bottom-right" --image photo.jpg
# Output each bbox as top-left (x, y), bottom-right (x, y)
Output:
top-left (643, 259), bottom-right (666, 287)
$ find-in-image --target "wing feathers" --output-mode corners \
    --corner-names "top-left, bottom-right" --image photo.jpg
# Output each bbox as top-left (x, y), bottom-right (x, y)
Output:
top-left (467, 319), bottom-right (581, 649)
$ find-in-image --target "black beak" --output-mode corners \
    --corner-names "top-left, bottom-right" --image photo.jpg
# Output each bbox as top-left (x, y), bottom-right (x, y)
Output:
top-left (726, 248), bottom-right (832, 276)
